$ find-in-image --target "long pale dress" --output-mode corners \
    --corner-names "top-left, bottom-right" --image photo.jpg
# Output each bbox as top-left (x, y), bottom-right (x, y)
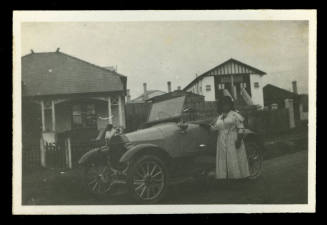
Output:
top-left (213, 111), bottom-right (250, 179)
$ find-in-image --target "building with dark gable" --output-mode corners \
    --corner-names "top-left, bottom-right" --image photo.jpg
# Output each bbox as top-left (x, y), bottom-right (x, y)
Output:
top-left (263, 82), bottom-right (308, 127)
top-left (22, 49), bottom-right (127, 168)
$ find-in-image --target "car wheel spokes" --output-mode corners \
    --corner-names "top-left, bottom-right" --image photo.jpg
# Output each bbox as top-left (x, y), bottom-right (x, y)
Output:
top-left (133, 160), bottom-right (165, 201)
top-left (86, 164), bottom-right (112, 194)
top-left (246, 144), bottom-right (262, 178)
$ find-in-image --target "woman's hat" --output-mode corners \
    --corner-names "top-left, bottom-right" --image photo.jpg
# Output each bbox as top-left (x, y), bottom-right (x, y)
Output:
top-left (220, 95), bottom-right (234, 105)
top-left (106, 123), bottom-right (113, 130)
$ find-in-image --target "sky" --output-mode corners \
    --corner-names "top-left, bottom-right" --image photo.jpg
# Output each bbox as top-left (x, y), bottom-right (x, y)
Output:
top-left (21, 21), bottom-right (308, 98)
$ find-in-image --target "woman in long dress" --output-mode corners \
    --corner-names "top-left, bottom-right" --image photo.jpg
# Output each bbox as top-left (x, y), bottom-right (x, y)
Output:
top-left (211, 96), bottom-right (250, 179)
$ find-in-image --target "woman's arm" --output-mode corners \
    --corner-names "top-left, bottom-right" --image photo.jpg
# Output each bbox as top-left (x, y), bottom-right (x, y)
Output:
top-left (209, 117), bottom-right (219, 131)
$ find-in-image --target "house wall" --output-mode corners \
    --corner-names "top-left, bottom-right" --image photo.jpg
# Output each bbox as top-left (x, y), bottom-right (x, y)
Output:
top-left (22, 101), bottom-right (42, 150)
top-left (186, 84), bottom-right (196, 94)
top-left (201, 76), bottom-right (215, 101)
top-left (299, 104), bottom-right (308, 121)
top-left (186, 74), bottom-right (265, 105)
top-left (186, 80), bottom-right (201, 95)
top-left (250, 74), bottom-right (264, 106)
top-left (185, 76), bottom-right (215, 101)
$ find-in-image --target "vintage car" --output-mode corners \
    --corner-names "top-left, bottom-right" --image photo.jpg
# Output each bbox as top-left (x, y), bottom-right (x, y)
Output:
top-left (78, 95), bottom-right (264, 203)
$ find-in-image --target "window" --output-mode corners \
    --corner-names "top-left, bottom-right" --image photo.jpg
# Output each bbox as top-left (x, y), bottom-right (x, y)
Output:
top-left (148, 96), bottom-right (185, 122)
top-left (85, 104), bottom-right (96, 127)
top-left (72, 105), bottom-right (82, 127)
top-left (205, 85), bottom-right (211, 92)
top-left (240, 82), bottom-right (247, 88)
top-left (271, 103), bottom-right (278, 110)
top-left (217, 83), bottom-right (225, 90)
top-left (254, 82), bottom-right (260, 88)
top-left (111, 96), bottom-right (119, 106)
top-left (72, 103), bottom-right (97, 128)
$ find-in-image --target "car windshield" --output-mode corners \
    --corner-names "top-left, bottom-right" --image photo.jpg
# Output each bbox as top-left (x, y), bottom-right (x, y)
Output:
top-left (147, 96), bottom-right (186, 122)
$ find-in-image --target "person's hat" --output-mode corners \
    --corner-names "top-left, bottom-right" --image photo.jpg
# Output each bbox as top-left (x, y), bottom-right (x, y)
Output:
top-left (219, 96), bottom-right (234, 108)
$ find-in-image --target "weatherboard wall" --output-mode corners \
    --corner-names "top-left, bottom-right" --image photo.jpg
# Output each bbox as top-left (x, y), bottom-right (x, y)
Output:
top-left (249, 74), bottom-right (264, 106)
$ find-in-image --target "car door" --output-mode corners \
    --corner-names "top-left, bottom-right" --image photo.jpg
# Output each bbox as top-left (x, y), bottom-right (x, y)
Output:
top-left (156, 122), bottom-right (185, 158)
top-left (179, 123), bottom-right (210, 157)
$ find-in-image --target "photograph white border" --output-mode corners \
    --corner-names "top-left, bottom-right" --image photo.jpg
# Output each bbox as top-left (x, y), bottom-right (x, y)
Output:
top-left (12, 10), bottom-right (317, 214)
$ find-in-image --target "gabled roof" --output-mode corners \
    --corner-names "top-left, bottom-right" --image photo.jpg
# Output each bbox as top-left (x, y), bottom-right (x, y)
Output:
top-left (183, 58), bottom-right (266, 91)
top-left (22, 51), bottom-right (127, 97)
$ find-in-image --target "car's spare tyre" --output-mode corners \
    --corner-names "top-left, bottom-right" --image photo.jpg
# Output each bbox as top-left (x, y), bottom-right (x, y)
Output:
top-left (127, 154), bottom-right (168, 204)
top-left (245, 141), bottom-right (263, 179)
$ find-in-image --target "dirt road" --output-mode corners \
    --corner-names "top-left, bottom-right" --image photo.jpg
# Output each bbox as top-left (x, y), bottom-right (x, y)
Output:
top-left (22, 150), bottom-right (308, 205)
top-left (165, 150), bottom-right (308, 204)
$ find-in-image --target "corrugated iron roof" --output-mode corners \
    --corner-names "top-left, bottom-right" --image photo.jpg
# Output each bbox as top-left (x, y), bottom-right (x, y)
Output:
top-left (263, 84), bottom-right (299, 99)
top-left (22, 51), bottom-right (126, 97)
top-left (263, 84), bottom-right (300, 107)
top-left (130, 90), bottom-right (167, 103)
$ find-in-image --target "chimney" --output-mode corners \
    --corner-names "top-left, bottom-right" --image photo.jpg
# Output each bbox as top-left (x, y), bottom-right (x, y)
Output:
top-left (143, 83), bottom-right (148, 100)
top-left (177, 86), bottom-right (181, 91)
top-left (167, 81), bottom-right (172, 93)
top-left (126, 89), bottom-right (131, 102)
top-left (30, 49), bottom-right (34, 54)
top-left (292, 81), bottom-right (298, 94)
top-left (56, 48), bottom-right (60, 52)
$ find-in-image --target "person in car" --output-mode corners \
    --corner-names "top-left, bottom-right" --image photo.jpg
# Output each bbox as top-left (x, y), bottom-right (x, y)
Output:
top-left (211, 96), bottom-right (250, 179)
top-left (104, 123), bottom-right (116, 145)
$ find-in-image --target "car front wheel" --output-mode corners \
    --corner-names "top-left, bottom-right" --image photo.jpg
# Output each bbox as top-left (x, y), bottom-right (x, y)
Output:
top-left (84, 163), bottom-right (113, 196)
top-left (127, 154), bottom-right (168, 204)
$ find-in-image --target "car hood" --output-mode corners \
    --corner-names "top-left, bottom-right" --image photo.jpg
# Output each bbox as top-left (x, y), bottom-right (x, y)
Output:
top-left (124, 125), bottom-right (165, 145)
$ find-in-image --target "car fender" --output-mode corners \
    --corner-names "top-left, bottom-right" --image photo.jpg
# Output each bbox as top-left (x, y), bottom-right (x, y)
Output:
top-left (78, 146), bottom-right (108, 165)
top-left (119, 143), bottom-right (171, 163)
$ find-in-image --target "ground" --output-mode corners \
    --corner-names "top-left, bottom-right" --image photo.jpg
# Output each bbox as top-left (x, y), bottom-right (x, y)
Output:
top-left (22, 129), bottom-right (308, 205)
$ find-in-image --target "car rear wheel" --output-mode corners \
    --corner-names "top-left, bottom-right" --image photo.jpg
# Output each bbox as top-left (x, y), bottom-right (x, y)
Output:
top-left (245, 142), bottom-right (263, 179)
top-left (127, 155), bottom-right (168, 204)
